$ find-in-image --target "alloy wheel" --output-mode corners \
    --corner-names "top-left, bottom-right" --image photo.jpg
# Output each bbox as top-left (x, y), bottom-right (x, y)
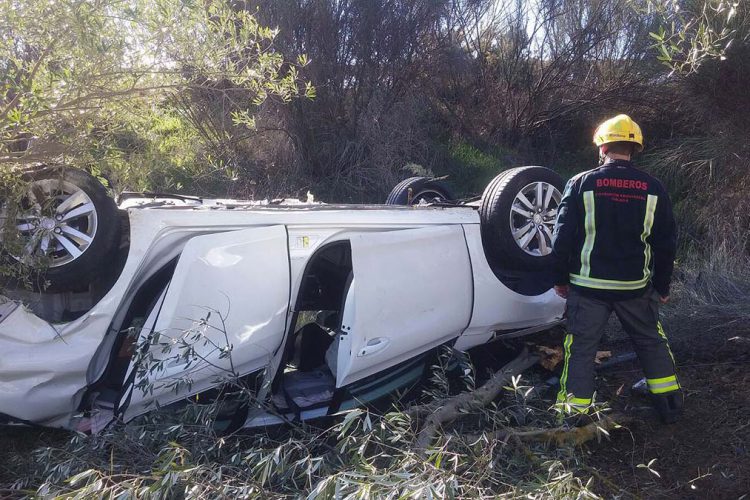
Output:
top-left (508, 181), bottom-right (561, 256)
top-left (13, 178), bottom-right (99, 267)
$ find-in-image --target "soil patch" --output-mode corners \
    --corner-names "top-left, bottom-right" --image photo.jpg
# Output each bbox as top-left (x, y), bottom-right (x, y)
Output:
top-left (587, 315), bottom-right (750, 498)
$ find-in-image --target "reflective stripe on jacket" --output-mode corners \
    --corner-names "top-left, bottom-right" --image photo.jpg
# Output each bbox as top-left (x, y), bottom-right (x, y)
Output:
top-left (551, 159), bottom-right (677, 300)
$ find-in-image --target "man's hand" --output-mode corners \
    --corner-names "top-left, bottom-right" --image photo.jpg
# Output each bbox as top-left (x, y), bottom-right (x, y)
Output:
top-left (659, 295), bottom-right (670, 304)
top-left (554, 285), bottom-right (569, 299)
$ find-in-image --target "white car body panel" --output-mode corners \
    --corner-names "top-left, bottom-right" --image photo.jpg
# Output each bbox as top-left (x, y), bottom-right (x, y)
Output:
top-left (0, 203), bottom-right (564, 429)
top-left (454, 224), bottom-right (565, 350)
top-left (0, 303), bottom-right (107, 427)
top-left (336, 226), bottom-right (473, 386)
top-left (121, 225), bottom-right (291, 421)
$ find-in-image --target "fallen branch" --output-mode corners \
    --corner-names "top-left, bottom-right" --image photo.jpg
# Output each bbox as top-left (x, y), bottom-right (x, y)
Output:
top-left (414, 347), bottom-right (539, 451)
top-left (495, 413), bottom-right (634, 447)
top-left (462, 413), bottom-right (634, 449)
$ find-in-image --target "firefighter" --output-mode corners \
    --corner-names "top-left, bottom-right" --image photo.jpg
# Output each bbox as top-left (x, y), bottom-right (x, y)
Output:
top-left (551, 114), bottom-right (683, 424)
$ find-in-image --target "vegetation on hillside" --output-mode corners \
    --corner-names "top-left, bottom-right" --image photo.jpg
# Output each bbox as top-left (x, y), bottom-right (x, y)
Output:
top-left (0, 0), bottom-right (313, 188)
top-left (2, 1), bottom-right (748, 243)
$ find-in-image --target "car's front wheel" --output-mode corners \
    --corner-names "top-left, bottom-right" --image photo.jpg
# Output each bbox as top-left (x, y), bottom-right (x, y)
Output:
top-left (5, 167), bottom-right (121, 291)
top-left (480, 166), bottom-right (565, 271)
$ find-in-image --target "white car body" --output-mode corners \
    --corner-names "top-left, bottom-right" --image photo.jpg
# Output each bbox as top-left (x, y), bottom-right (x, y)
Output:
top-left (0, 199), bottom-right (564, 430)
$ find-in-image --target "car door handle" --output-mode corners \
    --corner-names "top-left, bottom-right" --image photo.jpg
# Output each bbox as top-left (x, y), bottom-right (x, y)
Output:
top-left (357, 337), bottom-right (389, 357)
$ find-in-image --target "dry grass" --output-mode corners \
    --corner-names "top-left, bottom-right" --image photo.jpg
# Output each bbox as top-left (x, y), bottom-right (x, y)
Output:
top-left (667, 237), bottom-right (750, 328)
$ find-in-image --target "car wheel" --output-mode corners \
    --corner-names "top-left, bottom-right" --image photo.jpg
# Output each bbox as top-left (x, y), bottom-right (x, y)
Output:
top-left (385, 177), bottom-right (455, 205)
top-left (480, 166), bottom-right (565, 271)
top-left (6, 167), bottom-right (121, 291)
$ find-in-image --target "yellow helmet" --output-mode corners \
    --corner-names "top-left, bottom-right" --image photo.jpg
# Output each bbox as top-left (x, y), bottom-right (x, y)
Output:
top-left (593, 114), bottom-right (644, 152)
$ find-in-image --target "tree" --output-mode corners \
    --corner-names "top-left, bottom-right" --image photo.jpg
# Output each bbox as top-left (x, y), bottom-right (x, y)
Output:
top-left (641, 0), bottom-right (748, 74)
top-left (0, 0), bottom-right (312, 183)
top-left (0, 0), bottom-right (312, 285)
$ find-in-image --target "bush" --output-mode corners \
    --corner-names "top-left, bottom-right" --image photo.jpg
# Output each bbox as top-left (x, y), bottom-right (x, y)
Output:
top-left (439, 142), bottom-right (519, 197)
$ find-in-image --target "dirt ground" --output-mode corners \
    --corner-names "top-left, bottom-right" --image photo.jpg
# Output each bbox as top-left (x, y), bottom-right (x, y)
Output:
top-left (587, 314), bottom-right (750, 499)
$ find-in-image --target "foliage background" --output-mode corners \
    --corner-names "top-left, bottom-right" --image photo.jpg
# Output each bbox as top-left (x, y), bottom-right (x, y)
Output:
top-left (4, 0), bottom-right (748, 260)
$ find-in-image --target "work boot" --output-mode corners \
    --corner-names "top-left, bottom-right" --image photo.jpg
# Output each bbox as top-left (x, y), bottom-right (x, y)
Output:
top-left (650, 391), bottom-right (683, 424)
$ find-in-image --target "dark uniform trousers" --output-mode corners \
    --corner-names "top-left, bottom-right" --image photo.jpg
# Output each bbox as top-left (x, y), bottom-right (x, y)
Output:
top-left (557, 286), bottom-right (680, 413)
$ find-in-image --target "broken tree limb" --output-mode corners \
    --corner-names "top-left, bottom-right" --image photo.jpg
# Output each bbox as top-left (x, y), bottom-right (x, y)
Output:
top-left (495, 413), bottom-right (634, 447)
top-left (414, 347), bottom-right (540, 451)
top-left (463, 413), bottom-right (634, 448)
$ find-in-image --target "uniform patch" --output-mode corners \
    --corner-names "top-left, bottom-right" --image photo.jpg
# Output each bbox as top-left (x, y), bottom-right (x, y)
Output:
top-left (596, 178), bottom-right (648, 190)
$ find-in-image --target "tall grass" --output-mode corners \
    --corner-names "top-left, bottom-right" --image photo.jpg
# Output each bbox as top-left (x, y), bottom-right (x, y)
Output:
top-left (642, 132), bottom-right (750, 323)
top-left (669, 237), bottom-right (750, 325)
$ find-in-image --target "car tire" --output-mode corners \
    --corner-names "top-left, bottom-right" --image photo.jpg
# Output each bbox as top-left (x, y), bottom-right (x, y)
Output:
top-left (11, 167), bottom-right (121, 291)
top-left (480, 166), bottom-right (565, 271)
top-left (385, 177), bottom-right (455, 205)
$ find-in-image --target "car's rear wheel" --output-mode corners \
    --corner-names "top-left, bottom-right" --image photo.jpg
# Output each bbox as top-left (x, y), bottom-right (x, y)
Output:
top-left (385, 177), bottom-right (455, 205)
top-left (480, 166), bottom-right (565, 271)
top-left (4, 167), bottom-right (121, 291)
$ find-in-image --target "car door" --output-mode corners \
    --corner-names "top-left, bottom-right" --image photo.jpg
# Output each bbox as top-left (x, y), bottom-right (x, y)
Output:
top-left (335, 225), bottom-right (473, 387)
top-left (119, 225), bottom-right (290, 421)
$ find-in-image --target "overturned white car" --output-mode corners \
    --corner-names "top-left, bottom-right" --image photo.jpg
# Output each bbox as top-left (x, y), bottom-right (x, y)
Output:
top-left (0, 166), bottom-right (565, 432)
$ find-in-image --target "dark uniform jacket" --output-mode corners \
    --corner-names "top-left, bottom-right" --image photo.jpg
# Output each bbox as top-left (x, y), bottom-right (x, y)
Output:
top-left (552, 159), bottom-right (677, 301)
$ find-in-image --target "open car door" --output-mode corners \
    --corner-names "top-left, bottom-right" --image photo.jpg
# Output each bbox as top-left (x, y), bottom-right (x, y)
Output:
top-left (119, 225), bottom-right (290, 421)
top-left (335, 226), bottom-right (473, 387)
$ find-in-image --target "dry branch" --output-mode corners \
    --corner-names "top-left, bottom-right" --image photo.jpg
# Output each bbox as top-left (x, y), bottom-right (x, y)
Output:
top-left (414, 347), bottom-right (540, 450)
top-left (495, 413), bottom-right (633, 448)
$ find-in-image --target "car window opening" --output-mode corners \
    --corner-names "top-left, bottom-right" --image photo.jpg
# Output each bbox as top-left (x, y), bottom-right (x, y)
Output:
top-left (79, 260), bottom-right (177, 418)
top-left (274, 241), bottom-right (352, 413)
